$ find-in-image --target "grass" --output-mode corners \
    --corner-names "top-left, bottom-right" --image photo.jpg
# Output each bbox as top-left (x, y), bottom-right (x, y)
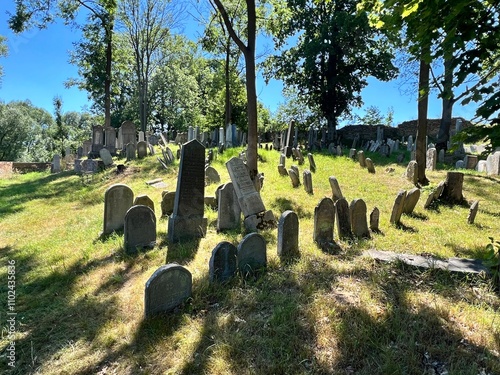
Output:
top-left (0, 144), bottom-right (499, 374)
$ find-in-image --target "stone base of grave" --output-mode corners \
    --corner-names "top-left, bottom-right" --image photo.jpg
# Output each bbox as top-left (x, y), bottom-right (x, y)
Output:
top-left (243, 210), bottom-right (276, 232)
top-left (168, 215), bottom-right (207, 242)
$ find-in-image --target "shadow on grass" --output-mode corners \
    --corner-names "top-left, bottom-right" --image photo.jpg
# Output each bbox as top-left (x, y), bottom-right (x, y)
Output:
top-left (395, 222), bottom-right (418, 233)
top-left (272, 197), bottom-right (313, 219)
top-left (165, 238), bottom-right (202, 265)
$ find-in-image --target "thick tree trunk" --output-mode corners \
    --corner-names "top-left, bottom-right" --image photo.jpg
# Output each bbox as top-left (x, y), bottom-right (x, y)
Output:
top-left (104, 21), bottom-right (113, 128)
top-left (436, 58), bottom-right (454, 153)
top-left (416, 59), bottom-right (430, 186)
top-left (326, 114), bottom-right (337, 144)
top-left (244, 48), bottom-right (258, 186)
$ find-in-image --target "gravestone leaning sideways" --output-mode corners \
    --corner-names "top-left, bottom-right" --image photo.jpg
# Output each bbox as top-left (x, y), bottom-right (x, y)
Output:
top-left (390, 190), bottom-right (407, 225)
top-left (402, 187), bottom-right (421, 215)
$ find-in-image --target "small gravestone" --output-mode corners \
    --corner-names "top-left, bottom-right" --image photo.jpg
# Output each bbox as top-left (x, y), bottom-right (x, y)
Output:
top-left (51, 154), bottom-right (61, 173)
top-left (467, 200), bottom-right (479, 224)
top-left (126, 143), bottom-right (136, 161)
top-left (205, 166), bottom-right (221, 185)
top-left (329, 176), bottom-right (343, 201)
top-left (357, 150), bottom-right (366, 168)
top-left (279, 153), bottom-right (286, 166)
top-left (278, 164), bottom-right (288, 176)
top-left (455, 160), bottom-right (465, 169)
top-left (402, 187), bottom-right (421, 215)
top-left (166, 147), bottom-right (175, 163)
top-left (370, 207), bottom-right (380, 232)
top-left (209, 241), bottom-right (237, 283)
top-left (307, 153), bottom-right (316, 173)
top-left (161, 191), bottom-right (176, 217)
top-left (486, 151), bottom-right (500, 176)
top-left (390, 190), bottom-right (407, 225)
top-left (438, 149), bottom-right (445, 163)
top-left (290, 165), bottom-right (299, 176)
top-left (349, 148), bottom-right (357, 160)
top-left (365, 158), bottom-right (376, 174)
top-left (335, 197), bottom-right (352, 239)
top-left (217, 182), bottom-right (241, 232)
top-left (137, 141), bottom-right (148, 159)
top-left (237, 232), bottom-right (267, 276)
top-left (134, 194), bottom-right (155, 213)
top-left (277, 210), bottom-right (299, 258)
top-left (99, 148), bottom-right (113, 166)
top-left (476, 160), bottom-right (487, 173)
top-left (464, 155), bottom-right (478, 170)
top-left (442, 171), bottom-right (464, 204)
top-left (426, 148), bottom-right (437, 171)
top-left (144, 264), bottom-right (192, 318)
top-left (303, 170), bottom-right (313, 194)
top-left (349, 199), bottom-right (370, 239)
top-left (289, 169), bottom-right (300, 188)
top-left (405, 161), bottom-right (418, 185)
top-left (124, 205), bottom-right (156, 254)
top-left (103, 184), bottom-right (134, 234)
top-left (396, 153), bottom-right (405, 163)
top-left (296, 149), bottom-right (305, 165)
top-left (314, 198), bottom-right (335, 244)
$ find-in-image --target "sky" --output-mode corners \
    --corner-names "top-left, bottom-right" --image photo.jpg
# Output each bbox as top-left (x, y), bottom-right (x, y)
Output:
top-left (0, 1), bottom-right (479, 127)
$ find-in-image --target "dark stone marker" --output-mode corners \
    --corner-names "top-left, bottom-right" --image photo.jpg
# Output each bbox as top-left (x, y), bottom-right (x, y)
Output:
top-left (329, 176), bottom-right (344, 201)
top-left (205, 166), bottom-right (221, 185)
top-left (144, 264), bottom-right (192, 318)
top-left (289, 169), bottom-right (300, 188)
top-left (278, 164), bottom-right (288, 176)
top-left (314, 197), bottom-right (335, 244)
top-left (349, 199), bottom-right (370, 239)
top-left (335, 197), bottom-right (352, 239)
top-left (467, 200), bottom-right (479, 224)
top-left (168, 139), bottom-right (207, 242)
top-left (370, 207), bottom-right (380, 232)
top-left (209, 241), bottom-right (237, 283)
top-left (365, 158), bottom-right (376, 174)
top-left (134, 194), bottom-right (155, 213)
top-left (124, 205), bottom-right (156, 254)
top-left (303, 170), bottom-right (313, 194)
top-left (357, 150), bottom-right (366, 168)
top-left (103, 184), bottom-right (134, 234)
top-left (277, 210), bottom-right (299, 258)
top-left (217, 182), bottom-right (241, 232)
top-left (307, 153), bottom-right (316, 173)
top-left (137, 140), bottom-right (148, 158)
top-left (237, 232), bottom-right (267, 276)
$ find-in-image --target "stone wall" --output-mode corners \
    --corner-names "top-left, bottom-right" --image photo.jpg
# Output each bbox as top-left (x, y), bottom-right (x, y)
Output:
top-left (0, 162), bottom-right (52, 175)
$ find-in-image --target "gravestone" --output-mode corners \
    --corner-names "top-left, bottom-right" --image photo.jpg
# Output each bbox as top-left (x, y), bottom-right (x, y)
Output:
top-left (329, 176), bottom-right (343, 201)
top-left (283, 120), bottom-right (295, 157)
top-left (161, 191), bottom-right (176, 217)
top-left (405, 161), bottom-right (418, 185)
top-left (168, 139), bottom-right (207, 242)
top-left (467, 200), bottom-right (479, 224)
top-left (349, 199), bottom-right (370, 239)
top-left (121, 121), bottom-right (137, 150)
top-left (209, 241), bottom-right (237, 283)
top-left (290, 165), bottom-right (299, 176)
top-left (365, 158), bottom-right (376, 174)
top-left (205, 166), bottom-right (221, 185)
top-left (314, 198), bottom-right (335, 244)
top-left (390, 190), bottom-right (407, 225)
top-left (438, 149), bottom-right (445, 163)
top-left (144, 264), bottom-right (192, 318)
top-left (278, 164), bottom-right (288, 176)
top-left (217, 183), bottom-right (241, 232)
top-left (442, 172), bottom-right (464, 203)
top-left (303, 170), bottom-right (313, 194)
top-left (99, 148), bottom-right (113, 167)
top-left (134, 194), bottom-right (155, 213)
top-left (82, 140), bottom-right (92, 156)
top-left (337, 145), bottom-right (343, 156)
top-left (476, 160), bottom-right (487, 173)
top-left (81, 159), bottom-right (100, 173)
top-left (464, 155), bottom-right (478, 170)
top-left (357, 150), bottom-right (366, 168)
top-left (277, 210), bottom-right (299, 258)
top-left (288, 169), bottom-right (300, 188)
top-left (137, 141), bottom-right (148, 159)
top-left (124, 205), bottom-right (156, 254)
top-left (307, 153), bottom-right (316, 173)
top-left (126, 143), bottom-right (136, 161)
top-left (486, 151), bottom-right (500, 176)
top-left (103, 184), bottom-right (134, 234)
top-left (455, 160), bottom-right (465, 169)
top-left (402, 187), bottom-right (421, 215)
top-left (335, 197), bottom-right (352, 239)
top-left (369, 207), bottom-right (380, 232)
top-left (104, 126), bottom-right (117, 155)
top-left (426, 148), bottom-right (437, 171)
top-left (349, 148), bottom-right (357, 159)
top-left (138, 131), bottom-right (145, 142)
top-left (280, 153), bottom-right (286, 166)
top-left (237, 232), bottom-right (267, 276)
top-left (91, 125), bottom-right (104, 155)
top-left (51, 154), bottom-right (61, 173)
top-left (294, 149), bottom-right (305, 165)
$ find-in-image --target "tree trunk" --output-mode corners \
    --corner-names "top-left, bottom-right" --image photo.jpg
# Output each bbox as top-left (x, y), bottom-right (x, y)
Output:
top-left (225, 37), bottom-right (232, 128)
top-left (416, 58), bottom-right (430, 186)
top-left (436, 58), bottom-right (454, 153)
top-left (104, 20), bottom-right (113, 128)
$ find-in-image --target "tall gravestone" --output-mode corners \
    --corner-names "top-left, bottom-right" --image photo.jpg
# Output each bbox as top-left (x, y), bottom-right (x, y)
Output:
top-left (349, 199), bottom-right (370, 239)
top-left (144, 264), bottom-right (192, 318)
top-left (426, 148), bottom-right (437, 171)
top-left (307, 153), bottom-right (316, 173)
top-left (288, 169), bottom-right (300, 188)
top-left (104, 126), bottom-right (117, 155)
top-left (329, 176), bottom-right (344, 201)
top-left (209, 241), bottom-right (237, 283)
top-left (217, 183), bottom-right (241, 232)
top-left (303, 170), bottom-right (313, 194)
top-left (357, 150), bottom-right (366, 168)
top-left (91, 125), bottom-right (104, 155)
top-left (124, 205), bottom-right (156, 254)
top-left (283, 120), bottom-right (295, 157)
top-left (390, 190), bottom-right (407, 225)
top-left (335, 198), bottom-right (352, 239)
top-left (51, 154), bottom-right (61, 173)
top-left (168, 140), bottom-right (207, 242)
top-left (314, 197), bottom-right (335, 245)
top-left (121, 121), bottom-right (137, 151)
top-left (486, 151), bottom-right (500, 176)
top-left (237, 232), bottom-right (267, 276)
top-left (277, 210), bottom-right (299, 258)
top-left (103, 184), bottom-right (134, 234)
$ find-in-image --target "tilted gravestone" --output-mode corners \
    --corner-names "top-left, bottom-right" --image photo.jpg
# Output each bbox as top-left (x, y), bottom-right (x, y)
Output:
top-left (405, 161), bottom-right (418, 185)
top-left (209, 241), bottom-right (237, 283)
top-left (144, 264), bottom-right (192, 318)
top-left (278, 164), bottom-right (288, 176)
top-left (307, 153), bottom-right (316, 173)
top-left (390, 190), bottom-right (407, 225)
top-left (99, 148), bottom-right (113, 167)
top-left (137, 141), bottom-right (148, 159)
top-left (134, 194), bottom-right (155, 213)
top-left (303, 170), bottom-right (313, 194)
top-left (314, 197), bottom-right (335, 244)
top-left (467, 200), bottom-right (479, 224)
top-left (370, 207), bottom-right (380, 232)
top-left (357, 150), bottom-right (366, 168)
top-left (217, 182), bottom-right (241, 232)
top-left (237, 232), bottom-right (267, 276)
top-left (335, 197), bottom-right (352, 239)
top-left (124, 205), bottom-right (156, 254)
top-left (161, 191), bottom-right (176, 217)
top-left (103, 184), bottom-right (134, 234)
top-left (402, 187), bottom-right (421, 215)
top-left (426, 148), bottom-right (437, 171)
top-left (365, 158), bottom-right (376, 174)
top-left (442, 171), bottom-right (464, 204)
top-left (277, 210), bottom-right (299, 258)
top-left (329, 176), bottom-right (344, 201)
top-left (349, 199), bottom-right (370, 239)
top-left (168, 139), bottom-right (207, 242)
top-left (205, 166), bottom-right (221, 185)
top-left (288, 169), bottom-right (300, 188)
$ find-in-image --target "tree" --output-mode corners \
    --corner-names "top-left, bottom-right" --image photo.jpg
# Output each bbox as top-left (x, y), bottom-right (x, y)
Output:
top-left (266, 0), bottom-right (397, 143)
top-left (0, 36), bottom-right (8, 86)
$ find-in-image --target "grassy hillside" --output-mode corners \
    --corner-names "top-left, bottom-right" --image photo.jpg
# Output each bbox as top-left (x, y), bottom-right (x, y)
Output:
top-left (1, 145), bottom-right (499, 374)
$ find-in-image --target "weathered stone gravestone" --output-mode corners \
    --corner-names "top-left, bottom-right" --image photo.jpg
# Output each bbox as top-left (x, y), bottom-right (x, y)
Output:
top-left (278, 164), bottom-right (288, 176)
top-left (426, 148), bottom-right (437, 171)
top-left (279, 153), bottom-right (286, 166)
top-left (442, 171), bottom-right (464, 204)
top-left (370, 207), bottom-right (380, 232)
top-left (467, 200), bottom-right (479, 224)
top-left (51, 154), bottom-right (61, 173)
top-left (349, 199), bottom-right (370, 239)
top-left (486, 151), bottom-right (500, 176)
top-left (290, 165), bottom-right (299, 176)
top-left (91, 125), bottom-right (104, 155)
top-left (349, 148), bottom-right (357, 160)
top-left (402, 187), bottom-right (420, 215)
top-left (405, 161), bottom-right (418, 185)
top-left (144, 264), bottom-right (192, 318)
top-left (168, 139), bottom-right (207, 242)
top-left (161, 191), bottom-right (176, 217)
top-left (120, 121), bottom-right (137, 151)
top-left (205, 166), bottom-right (221, 185)
top-left (464, 155), bottom-right (478, 170)
top-left (390, 190), bottom-right (407, 225)
top-left (277, 210), bottom-right (299, 258)
top-left (104, 126), bottom-right (117, 155)
top-left (329, 176), bottom-right (343, 201)
top-left (237, 232), bottom-right (267, 276)
top-left (124, 205), bottom-right (156, 254)
top-left (476, 160), bottom-right (487, 173)
top-left (293, 148), bottom-right (305, 165)
top-left (103, 184), bottom-right (134, 234)
top-left (335, 197), bottom-right (352, 239)
top-left (314, 198), bottom-right (335, 245)
top-left (365, 158), bottom-right (376, 174)
top-left (134, 194), bottom-right (155, 213)
top-left (455, 160), bottom-right (465, 169)
top-left (438, 149), bottom-right (445, 163)
top-left (99, 148), bottom-right (113, 167)
top-left (217, 183), bottom-right (241, 232)
top-left (137, 141), bottom-right (148, 159)
top-left (357, 150), bottom-right (366, 168)
top-left (226, 157), bottom-right (275, 232)
top-left (288, 169), bottom-right (300, 188)
top-left (209, 241), bottom-right (237, 283)
top-left (307, 153), bottom-right (316, 173)
top-left (303, 170), bottom-right (313, 194)
top-left (126, 143), bottom-right (136, 161)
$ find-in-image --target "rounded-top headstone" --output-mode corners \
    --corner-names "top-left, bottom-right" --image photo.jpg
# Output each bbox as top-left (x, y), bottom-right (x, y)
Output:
top-left (237, 232), bottom-right (267, 276)
top-left (277, 210), bottom-right (299, 258)
top-left (209, 241), bottom-right (238, 283)
top-left (124, 205), bottom-right (156, 254)
top-left (103, 184), bottom-right (134, 234)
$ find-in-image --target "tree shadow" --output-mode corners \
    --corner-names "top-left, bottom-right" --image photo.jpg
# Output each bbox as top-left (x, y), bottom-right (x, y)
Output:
top-left (271, 197), bottom-right (313, 219)
top-left (405, 211), bottom-right (429, 221)
top-left (395, 222), bottom-right (418, 233)
top-left (165, 238), bottom-right (202, 264)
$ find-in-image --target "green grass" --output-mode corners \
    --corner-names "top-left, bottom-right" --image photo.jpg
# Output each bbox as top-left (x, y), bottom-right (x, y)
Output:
top-left (0, 145), bottom-right (499, 374)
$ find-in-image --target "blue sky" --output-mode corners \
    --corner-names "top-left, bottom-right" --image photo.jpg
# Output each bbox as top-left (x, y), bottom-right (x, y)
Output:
top-left (0, 1), bottom-right (479, 126)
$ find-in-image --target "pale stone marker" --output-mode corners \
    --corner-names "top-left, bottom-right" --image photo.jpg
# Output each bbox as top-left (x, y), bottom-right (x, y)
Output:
top-left (104, 126), bottom-right (117, 155)
top-left (237, 232), bottom-right (267, 276)
top-left (329, 176), bottom-right (343, 201)
top-left (455, 160), bottom-right (465, 169)
top-left (307, 153), bottom-right (316, 173)
top-left (426, 148), bottom-right (437, 171)
top-left (314, 197), bottom-right (335, 244)
top-left (51, 154), bottom-right (61, 173)
top-left (476, 160), bottom-right (487, 173)
top-left (99, 148), bottom-right (113, 166)
top-left (357, 150), bottom-right (366, 168)
top-left (277, 210), bottom-right (299, 258)
top-left (486, 151), bottom-right (500, 176)
top-left (134, 194), bottom-right (155, 213)
top-left (121, 121), bottom-right (137, 150)
top-left (335, 197), bottom-right (352, 239)
top-left (144, 264), bottom-right (192, 318)
top-left (168, 139), bottom-right (207, 242)
top-left (402, 187), bottom-right (421, 214)
top-left (205, 166), bottom-right (221, 185)
top-left (209, 241), bottom-right (237, 283)
top-left (103, 184), bottom-right (134, 234)
top-left (137, 141), bottom-right (148, 159)
top-left (405, 161), bottom-right (418, 185)
top-left (349, 148), bottom-right (356, 160)
top-left (161, 191), bottom-right (176, 217)
top-left (303, 170), bottom-right (313, 194)
top-left (288, 169), bottom-right (300, 188)
top-left (349, 199), bottom-right (370, 239)
top-left (365, 158), bottom-right (376, 174)
top-left (124, 205), bottom-right (156, 254)
top-left (390, 190), bottom-right (407, 225)
top-left (467, 200), bottom-right (479, 224)
top-left (217, 183), bottom-right (241, 232)
top-left (369, 207), bottom-right (380, 232)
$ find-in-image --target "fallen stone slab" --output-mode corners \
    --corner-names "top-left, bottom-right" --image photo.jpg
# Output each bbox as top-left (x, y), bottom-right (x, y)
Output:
top-left (365, 249), bottom-right (489, 275)
top-left (146, 178), bottom-right (168, 189)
